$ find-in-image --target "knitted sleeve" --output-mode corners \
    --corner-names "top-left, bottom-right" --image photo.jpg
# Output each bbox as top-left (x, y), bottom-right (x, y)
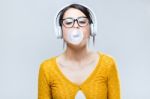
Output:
top-left (38, 62), bottom-right (52, 99)
top-left (107, 58), bottom-right (121, 99)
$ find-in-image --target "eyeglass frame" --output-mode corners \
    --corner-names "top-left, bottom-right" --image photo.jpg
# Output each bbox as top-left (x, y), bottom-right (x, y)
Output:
top-left (60, 16), bottom-right (90, 28)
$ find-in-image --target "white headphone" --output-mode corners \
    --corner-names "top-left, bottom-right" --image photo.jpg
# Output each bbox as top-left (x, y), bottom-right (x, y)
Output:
top-left (54, 4), bottom-right (97, 39)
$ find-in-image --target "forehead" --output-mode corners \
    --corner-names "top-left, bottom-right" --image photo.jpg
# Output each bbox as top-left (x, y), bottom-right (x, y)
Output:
top-left (63, 8), bottom-right (86, 19)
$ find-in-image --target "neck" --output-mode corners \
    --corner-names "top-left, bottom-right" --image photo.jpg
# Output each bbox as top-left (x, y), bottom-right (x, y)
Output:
top-left (63, 44), bottom-right (91, 63)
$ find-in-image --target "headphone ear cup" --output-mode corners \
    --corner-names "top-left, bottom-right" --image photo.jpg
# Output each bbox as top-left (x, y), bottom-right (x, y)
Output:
top-left (90, 23), bottom-right (94, 36)
top-left (90, 24), bottom-right (96, 37)
top-left (56, 26), bottom-right (63, 39)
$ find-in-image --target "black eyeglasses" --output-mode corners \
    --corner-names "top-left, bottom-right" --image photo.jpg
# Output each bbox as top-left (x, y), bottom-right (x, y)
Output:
top-left (61, 16), bottom-right (89, 28)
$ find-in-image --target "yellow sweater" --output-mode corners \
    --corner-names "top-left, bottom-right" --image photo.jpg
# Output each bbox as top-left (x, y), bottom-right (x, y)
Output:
top-left (38, 51), bottom-right (121, 99)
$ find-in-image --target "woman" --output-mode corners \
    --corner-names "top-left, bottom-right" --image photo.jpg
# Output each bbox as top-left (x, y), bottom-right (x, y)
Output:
top-left (38, 3), bottom-right (121, 99)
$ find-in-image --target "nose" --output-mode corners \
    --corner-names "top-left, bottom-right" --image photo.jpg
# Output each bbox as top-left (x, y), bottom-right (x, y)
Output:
top-left (73, 20), bottom-right (79, 28)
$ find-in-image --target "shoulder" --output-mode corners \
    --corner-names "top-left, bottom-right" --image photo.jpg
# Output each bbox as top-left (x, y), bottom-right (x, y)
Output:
top-left (99, 51), bottom-right (117, 68)
top-left (38, 56), bottom-right (58, 82)
top-left (98, 52), bottom-right (119, 76)
top-left (39, 56), bottom-right (57, 72)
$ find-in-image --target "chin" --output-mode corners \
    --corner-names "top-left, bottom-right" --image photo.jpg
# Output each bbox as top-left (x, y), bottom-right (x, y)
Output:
top-left (67, 42), bottom-right (87, 50)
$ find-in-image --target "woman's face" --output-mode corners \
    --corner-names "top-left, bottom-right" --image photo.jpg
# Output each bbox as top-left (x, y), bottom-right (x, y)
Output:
top-left (61, 8), bottom-right (91, 48)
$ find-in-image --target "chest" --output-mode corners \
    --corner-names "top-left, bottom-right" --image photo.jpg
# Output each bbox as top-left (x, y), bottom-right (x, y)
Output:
top-left (57, 59), bottom-right (98, 85)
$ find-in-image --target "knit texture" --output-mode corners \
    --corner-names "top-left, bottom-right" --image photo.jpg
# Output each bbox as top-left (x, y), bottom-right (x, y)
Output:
top-left (38, 51), bottom-right (121, 99)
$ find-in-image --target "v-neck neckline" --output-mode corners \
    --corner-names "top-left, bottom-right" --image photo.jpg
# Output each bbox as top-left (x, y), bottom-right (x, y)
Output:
top-left (54, 51), bottom-right (103, 88)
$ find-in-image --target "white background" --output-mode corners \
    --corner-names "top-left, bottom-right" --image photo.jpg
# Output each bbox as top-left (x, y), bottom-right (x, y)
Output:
top-left (0, 0), bottom-right (150, 99)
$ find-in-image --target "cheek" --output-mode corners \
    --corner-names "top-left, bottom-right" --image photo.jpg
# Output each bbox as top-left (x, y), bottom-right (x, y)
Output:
top-left (62, 27), bottom-right (68, 40)
top-left (82, 26), bottom-right (90, 38)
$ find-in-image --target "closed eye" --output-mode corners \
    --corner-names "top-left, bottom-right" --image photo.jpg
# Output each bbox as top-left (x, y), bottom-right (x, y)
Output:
top-left (65, 21), bottom-right (73, 25)
top-left (79, 21), bottom-right (86, 24)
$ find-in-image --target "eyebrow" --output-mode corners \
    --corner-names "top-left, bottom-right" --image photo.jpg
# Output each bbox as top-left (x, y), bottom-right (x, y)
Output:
top-left (62, 16), bottom-right (87, 20)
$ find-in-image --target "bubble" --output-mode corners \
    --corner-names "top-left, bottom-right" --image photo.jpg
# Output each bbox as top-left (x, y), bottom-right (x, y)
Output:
top-left (67, 29), bottom-right (84, 45)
